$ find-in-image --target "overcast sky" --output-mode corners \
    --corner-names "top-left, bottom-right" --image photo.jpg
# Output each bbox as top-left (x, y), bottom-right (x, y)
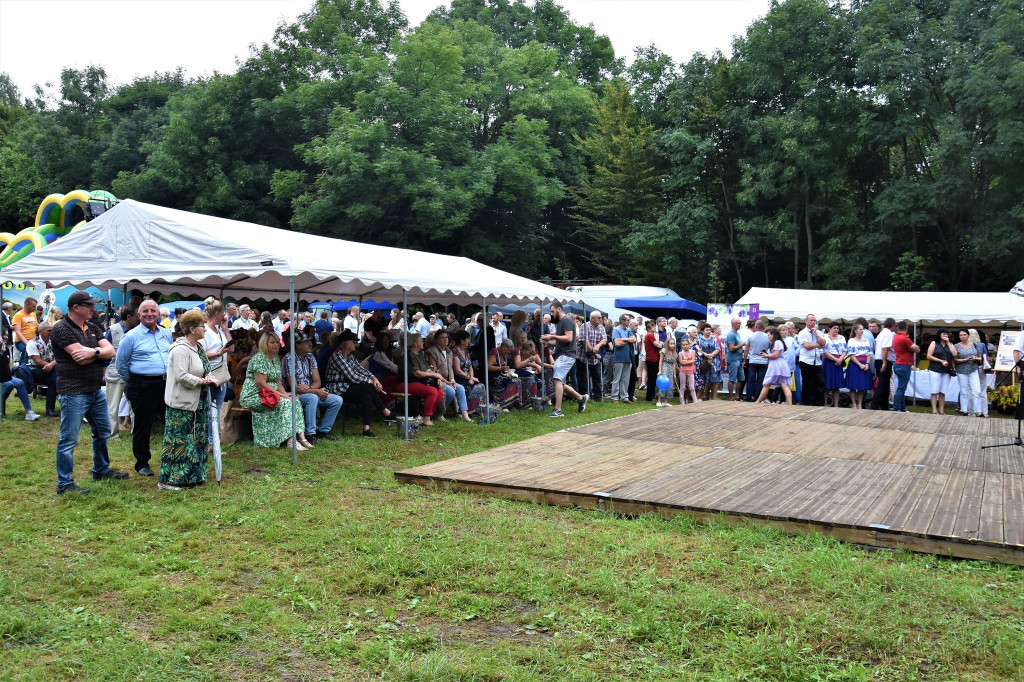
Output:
top-left (0, 0), bottom-right (772, 98)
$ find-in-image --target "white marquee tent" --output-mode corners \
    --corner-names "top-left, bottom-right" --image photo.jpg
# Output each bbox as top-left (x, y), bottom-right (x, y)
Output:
top-left (0, 200), bottom-right (579, 460)
top-left (0, 200), bottom-right (578, 305)
top-left (737, 287), bottom-right (1024, 327)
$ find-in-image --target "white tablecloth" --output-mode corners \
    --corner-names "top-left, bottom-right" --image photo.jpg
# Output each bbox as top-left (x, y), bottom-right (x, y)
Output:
top-left (905, 369), bottom-right (995, 402)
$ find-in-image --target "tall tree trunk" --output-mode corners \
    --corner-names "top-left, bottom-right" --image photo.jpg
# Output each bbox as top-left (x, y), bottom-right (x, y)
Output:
top-left (717, 170), bottom-right (743, 294)
top-left (793, 211), bottom-right (800, 288)
top-left (803, 182), bottom-right (814, 284)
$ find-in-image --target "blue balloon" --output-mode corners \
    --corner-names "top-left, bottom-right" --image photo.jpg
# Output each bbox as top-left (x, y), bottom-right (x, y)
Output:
top-left (656, 375), bottom-right (671, 391)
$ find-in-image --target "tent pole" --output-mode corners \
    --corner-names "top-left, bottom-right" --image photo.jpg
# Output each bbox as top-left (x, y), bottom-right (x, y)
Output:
top-left (540, 300), bottom-right (546, 409)
top-left (912, 320), bottom-right (917, 408)
top-left (582, 301), bottom-right (589, 397)
top-left (483, 296), bottom-right (489, 423)
top-left (403, 289), bottom-right (409, 440)
top-left (289, 276), bottom-right (298, 465)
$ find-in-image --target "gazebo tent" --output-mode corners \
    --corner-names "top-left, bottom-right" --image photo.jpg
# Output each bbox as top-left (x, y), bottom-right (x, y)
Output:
top-left (736, 287), bottom-right (1024, 327)
top-left (0, 200), bottom-right (579, 456)
top-left (613, 294), bottom-right (707, 320)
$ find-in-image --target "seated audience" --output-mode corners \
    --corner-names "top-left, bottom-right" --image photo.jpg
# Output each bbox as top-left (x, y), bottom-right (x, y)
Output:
top-left (26, 322), bottom-right (58, 416)
top-left (282, 331), bottom-right (343, 444)
top-left (238, 333), bottom-right (311, 450)
top-left (325, 329), bottom-right (394, 437)
top-left (427, 329), bottom-right (472, 422)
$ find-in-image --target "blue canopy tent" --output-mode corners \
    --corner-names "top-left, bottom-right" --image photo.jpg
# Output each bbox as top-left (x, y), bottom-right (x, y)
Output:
top-left (308, 299), bottom-right (396, 312)
top-left (613, 295), bottom-right (707, 319)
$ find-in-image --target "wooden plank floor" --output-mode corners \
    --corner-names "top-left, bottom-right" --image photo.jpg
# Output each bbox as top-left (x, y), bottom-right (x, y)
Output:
top-left (396, 401), bottom-right (1024, 565)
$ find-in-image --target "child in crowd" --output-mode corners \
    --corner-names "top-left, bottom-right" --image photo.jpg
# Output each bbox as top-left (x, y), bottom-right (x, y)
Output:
top-left (678, 338), bottom-right (699, 404)
top-left (755, 327), bottom-right (793, 405)
top-left (657, 336), bottom-right (679, 407)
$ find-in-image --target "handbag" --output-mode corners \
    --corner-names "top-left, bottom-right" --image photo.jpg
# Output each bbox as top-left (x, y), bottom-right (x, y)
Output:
top-left (258, 387), bottom-right (279, 409)
top-left (698, 352), bottom-right (712, 373)
top-left (979, 344), bottom-right (992, 374)
top-left (211, 360), bottom-right (231, 385)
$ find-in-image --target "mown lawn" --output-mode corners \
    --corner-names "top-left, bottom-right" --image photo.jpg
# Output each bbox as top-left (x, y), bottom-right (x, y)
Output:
top-left (1, 395), bottom-right (1021, 681)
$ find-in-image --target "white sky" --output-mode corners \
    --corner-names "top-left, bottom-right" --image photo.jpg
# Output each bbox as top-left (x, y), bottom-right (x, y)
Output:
top-left (0, 0), bottom-right (772, 99)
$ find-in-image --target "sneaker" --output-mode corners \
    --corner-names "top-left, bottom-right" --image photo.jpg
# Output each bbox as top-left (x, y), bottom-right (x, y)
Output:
top-left (25, 411), bottom-right (40, 421)
top-left (56, 483), bottom-right (89, 496)
top-left (45, 410), bottom-right (59, 417)
top-left (136, 466), bottom-right (155, 477)
top-left (316, 432), bottom-right (339, 441)
top-left (548, 409), bottom-right (564, 418)
top-left (304, 434), bottom-right (318, 445)
top-left (92, 469), bottom-right (129, 482)
top-left (578, 394), bottom-right (589, 413)
top-left (362, 429), bottom-right (377, 438)
top-left (157, 482), bottom-right (182, 491)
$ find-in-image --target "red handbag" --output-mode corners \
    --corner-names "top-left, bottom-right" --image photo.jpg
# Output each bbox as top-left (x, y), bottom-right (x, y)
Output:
top-left (258, 387), bottom-right (280, 409)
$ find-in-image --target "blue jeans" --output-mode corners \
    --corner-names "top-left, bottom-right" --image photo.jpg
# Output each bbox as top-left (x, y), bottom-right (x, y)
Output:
top-left (2, 377), bottom-right (32, 412)
top-left (745, 364), bottom-right (767, 401)
top-left (56, 389), bottom-right (111, 488)
top-left (443, 383), bottom-right (467, 412)
top-left (297, 391), bottom-right (344, 435)
top-left (892, 364), bottom-right (912, 411)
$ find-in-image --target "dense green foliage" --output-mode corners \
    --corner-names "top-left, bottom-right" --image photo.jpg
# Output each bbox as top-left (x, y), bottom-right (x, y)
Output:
top-left (1, 0), bottom-right (1021, 298)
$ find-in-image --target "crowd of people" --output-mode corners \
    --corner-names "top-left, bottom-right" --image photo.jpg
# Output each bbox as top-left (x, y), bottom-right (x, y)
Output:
top-left (3, 291), bottom-right (1023, 496)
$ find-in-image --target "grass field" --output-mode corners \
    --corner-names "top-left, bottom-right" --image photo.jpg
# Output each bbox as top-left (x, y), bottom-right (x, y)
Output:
top-left (1, 394), bottom-right (1021, 681)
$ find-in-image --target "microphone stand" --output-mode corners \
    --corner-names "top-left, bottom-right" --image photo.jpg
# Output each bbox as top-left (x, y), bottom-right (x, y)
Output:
top-left (981, 360), bottom-right (1024, 452)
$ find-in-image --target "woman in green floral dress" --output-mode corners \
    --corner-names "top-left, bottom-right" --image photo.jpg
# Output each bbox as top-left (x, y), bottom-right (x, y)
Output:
top-left (159, 309), bottom-right (220, 490)
top-left (238, 333), bottom-right (312, 450)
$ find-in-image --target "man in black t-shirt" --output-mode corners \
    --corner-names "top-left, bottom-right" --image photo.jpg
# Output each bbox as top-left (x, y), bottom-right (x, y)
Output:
top-left (51, 291), bottom-right (129, 495)
top-left (540, 301), bottom-right (588, 417)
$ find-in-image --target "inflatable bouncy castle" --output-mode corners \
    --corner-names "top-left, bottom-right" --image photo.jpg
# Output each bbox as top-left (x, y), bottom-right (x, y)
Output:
top-left (0, 190), bottom-right (118, 270)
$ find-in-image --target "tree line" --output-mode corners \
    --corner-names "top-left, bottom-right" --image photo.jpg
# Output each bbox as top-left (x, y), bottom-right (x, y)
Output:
top-left (1, 0), bottom-right (1021, 301)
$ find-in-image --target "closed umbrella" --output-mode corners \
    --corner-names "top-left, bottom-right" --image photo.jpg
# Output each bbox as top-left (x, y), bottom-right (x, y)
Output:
top-left (209, 386), bottom-right (222, 484)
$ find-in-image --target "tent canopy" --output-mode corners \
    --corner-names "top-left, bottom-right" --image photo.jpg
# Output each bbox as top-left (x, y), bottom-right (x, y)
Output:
top-left (613, 295), bottom-right (707, 319)
top-left (0, 200), bottom-right (578, 306)
top-left (737, 287), bottom-right (1024, 326)
top-left (488, 302), bottom-right (601, 317)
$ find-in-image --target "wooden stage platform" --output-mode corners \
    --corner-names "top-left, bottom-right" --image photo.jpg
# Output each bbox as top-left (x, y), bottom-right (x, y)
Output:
top-left (396, 401), bottom-right (1024, 565)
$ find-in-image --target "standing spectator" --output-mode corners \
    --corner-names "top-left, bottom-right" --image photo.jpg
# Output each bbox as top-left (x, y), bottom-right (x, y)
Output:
top-left (627, 317), bottom-right (641, 401)
top-left (363, 309), bottom-right (386, 341)
top-left (159, 308), bottom-right (172, 329)
top-left (201, 300), bottom-right (233, 442)
top-left (12, 296), bottom-right (39, 365)
top-left (870, 318), bottom-right (896, 410)
top-left (226, 303), bottom-right (240, 327)
top-left (576, 311), bottom-right (607, 400)
top-left (754, 327), bottom-right (794, 405)
top-left (925, 328), bottom-right (954, 414)
top-left (609, 314), bottom-right (634, 403)
top-left (540, 301), bottom-right (588, 417)
top-left (158, 309), bottom-right (220, 491)
top-left (344, 306), bottom-right (361, 334)
top-left (25, 322), bottom-right (58, 417)
top-left (953, 329), bottom-right (984, 416)
top-left (678, 337), bottom-right (699, 404)
top-left (314, 310), bottom-right (334, 344)
top-left (797, 314), bottom-right (827, 406)
top-left (1, 301), bottom-right (13, 346)
top-left (446, 313), bottom-right (462, 336)
top-left (846, 324), bottom-right (873, 410)
top-left (745, 319), bottom-right (771, 402)
top-left (890, 321), bottom-right (919, 413)
top-left (388, 308), bottom-right (406, 338)
top-left (282, 332), bottom-right (343, 443)
top-left (45, 306), bottom-right (63, 327)
top-left (656, 335), bottom-right (680, 406)
top-left (104, 306), bottom-right (138, 438)
top-left (1012, 329), bottom-right (1024, 368)
top-left (51, 291), bottom-right (128, 495)
top-left (642, 320), bottom-right (661, 402)
top-left (116, 300), bottom-right (172, 477)
top-left (491, 312), bottom-right (508, 346)
top-left (968, 329), bottom-right (990, 417)
top-left (822, 322), bottom-right (848, 408)
top-left (696, 323), bottom-right (722, 401)
top-left (725, 318), bottom-right (746, 401)
top-left (231, 305), bottom-right (257, 332)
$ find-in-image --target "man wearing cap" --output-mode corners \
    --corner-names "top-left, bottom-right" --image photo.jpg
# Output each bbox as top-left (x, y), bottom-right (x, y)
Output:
top-left (116, 299), bottom-right (172, 476)
top-left (282, 331), bottom-right (343, 444)
top-left (51, 291), bottom-right (129, 495)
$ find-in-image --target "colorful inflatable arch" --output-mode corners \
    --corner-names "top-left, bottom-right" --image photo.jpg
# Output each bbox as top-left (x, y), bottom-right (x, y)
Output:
top-left (0, 190), bottom-right (117, 270)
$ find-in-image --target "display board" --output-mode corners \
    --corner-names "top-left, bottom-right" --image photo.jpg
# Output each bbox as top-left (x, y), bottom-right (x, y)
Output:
top-left (707, 303), bottom-right (760, 329)
top-left (995, 330), bottom-right (1020, 372)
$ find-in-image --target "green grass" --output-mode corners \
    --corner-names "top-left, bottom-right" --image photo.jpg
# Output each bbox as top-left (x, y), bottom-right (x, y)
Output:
top-left (1, 395), bottom-right (1021, 681)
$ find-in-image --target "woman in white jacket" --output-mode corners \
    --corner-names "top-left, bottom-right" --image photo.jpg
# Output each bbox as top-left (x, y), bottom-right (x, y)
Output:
top-left (158, 309), bottom-right (219, 491)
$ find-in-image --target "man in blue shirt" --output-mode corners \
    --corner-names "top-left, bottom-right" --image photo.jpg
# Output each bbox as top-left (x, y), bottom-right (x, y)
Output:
top-left (314, 310), bottom-right (334, 345)
top-left (725, 317), bottom-right (746, 401)
top-left (115, 299), bottom-right (172, 476)
top-left (610, 314), bottom-right (636, 403)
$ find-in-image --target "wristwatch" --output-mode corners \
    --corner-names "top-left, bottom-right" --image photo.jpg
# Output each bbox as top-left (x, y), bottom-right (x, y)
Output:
top-left (94, 348), bottom-right (100, 357)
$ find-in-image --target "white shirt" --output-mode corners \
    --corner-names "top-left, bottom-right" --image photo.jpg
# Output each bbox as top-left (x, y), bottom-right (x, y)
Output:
top-left (25, 338), bottom-right (44, 358)
top-left (201, 324), bottom-right (228, 369)
top-left (1013, 330), bottom-right (1024, 357)
top-left (273, 317), bottom-right (287, 335)
top-left (874, 327), bottom-right (895, 362)
top-left (231, 317), bottom-right (257, 331)
top-left (493, 322), bottom-right (508, 346)
top-left (344, 314), bottom-right (360, 334)
top-left (796, 327), bottom-right (825, 366)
